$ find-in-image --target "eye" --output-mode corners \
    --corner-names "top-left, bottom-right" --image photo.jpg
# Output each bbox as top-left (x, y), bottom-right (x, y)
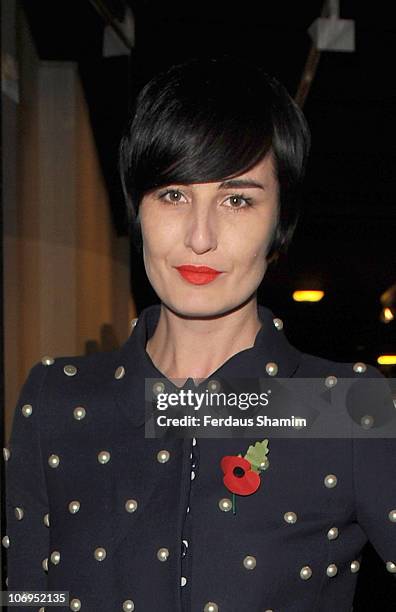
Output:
top-left (157, 189), bottom-right (187, 205)
top-left (224, 194), bottom-right (253, 212)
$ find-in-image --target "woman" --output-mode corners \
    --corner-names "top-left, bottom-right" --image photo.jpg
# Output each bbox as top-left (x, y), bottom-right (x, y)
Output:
top-left (3, 57), bottom-right (396, 612)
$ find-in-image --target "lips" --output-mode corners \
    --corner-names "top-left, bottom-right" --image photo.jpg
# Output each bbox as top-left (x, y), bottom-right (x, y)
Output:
top-left (175, 265), bottom-right (222, 285)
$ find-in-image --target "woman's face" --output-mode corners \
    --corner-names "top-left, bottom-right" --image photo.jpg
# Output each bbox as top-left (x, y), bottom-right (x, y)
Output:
top-left (139, 152), bottom-right (279, 317)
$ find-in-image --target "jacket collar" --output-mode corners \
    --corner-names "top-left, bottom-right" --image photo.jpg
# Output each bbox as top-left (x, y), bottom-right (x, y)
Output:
top-left (112, 303), bottom-right (302, 426)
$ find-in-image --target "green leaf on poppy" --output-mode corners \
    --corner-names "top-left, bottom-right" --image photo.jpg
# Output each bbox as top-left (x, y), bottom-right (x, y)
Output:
top-left (244, 439), bottom-right (269, 472)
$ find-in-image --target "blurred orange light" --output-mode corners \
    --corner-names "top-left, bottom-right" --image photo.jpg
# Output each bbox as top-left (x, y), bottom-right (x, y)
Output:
top-left (383, 307), bottom-right (394, 322)
top-left (292, 290), bottom-right (324, 302)
top-left (377, 355), bottom-right (396, 365)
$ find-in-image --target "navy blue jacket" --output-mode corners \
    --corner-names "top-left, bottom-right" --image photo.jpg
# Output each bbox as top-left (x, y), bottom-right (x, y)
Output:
top-left (3, 303), bottom-right (396, 611)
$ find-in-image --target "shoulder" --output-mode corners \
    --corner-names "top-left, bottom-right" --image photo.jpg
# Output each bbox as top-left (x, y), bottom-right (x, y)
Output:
top-left (10, 348), bottom-right (130, 445)
top-left (33, 346), bottom-right (124, 382)
top-left (296, 351), bottom-right (385, 379)
top-left (19, 348), bottom-right (125, 415)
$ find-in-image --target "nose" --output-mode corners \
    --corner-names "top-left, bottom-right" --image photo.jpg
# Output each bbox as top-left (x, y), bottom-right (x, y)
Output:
top-left (183, 199), bottom-right (218, 254)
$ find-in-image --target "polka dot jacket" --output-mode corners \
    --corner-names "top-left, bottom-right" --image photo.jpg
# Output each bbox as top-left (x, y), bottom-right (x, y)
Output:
top-left (3, 304), bottom-right (396, 611)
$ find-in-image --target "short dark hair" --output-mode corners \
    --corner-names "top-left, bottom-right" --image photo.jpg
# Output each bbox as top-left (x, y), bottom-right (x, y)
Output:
top-left (119, 56), bottom-right (311, 263)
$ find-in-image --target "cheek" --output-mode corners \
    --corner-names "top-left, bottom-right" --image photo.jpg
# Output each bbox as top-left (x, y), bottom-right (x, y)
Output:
top-left (141, 207), bottom-right (166, 250)
top-left (251, 208), bottom-right (278, 261)
top-left (250, 247), bottom-right (268, 274)
top-left (234, 224), bottom-right (271, 266)
top-left (226, 219), bottom-right (274, 283)
top-left (140, 211), bottom-right (180, 271)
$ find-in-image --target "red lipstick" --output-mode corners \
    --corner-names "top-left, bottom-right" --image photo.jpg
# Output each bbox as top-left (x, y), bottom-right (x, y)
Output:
top-left (175, 265), bottom-right (222, 285)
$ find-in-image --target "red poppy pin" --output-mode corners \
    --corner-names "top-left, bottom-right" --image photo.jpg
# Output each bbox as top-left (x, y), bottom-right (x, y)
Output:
top-left (220, 439), bottom-right (270, 515)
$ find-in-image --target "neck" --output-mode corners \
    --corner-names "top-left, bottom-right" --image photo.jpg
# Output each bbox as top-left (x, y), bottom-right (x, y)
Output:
top-left (145, 297), bottom-right (262, 386)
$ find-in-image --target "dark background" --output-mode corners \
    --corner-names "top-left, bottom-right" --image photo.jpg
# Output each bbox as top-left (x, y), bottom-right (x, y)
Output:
top-left (18, 1), bottom-right (396, 608)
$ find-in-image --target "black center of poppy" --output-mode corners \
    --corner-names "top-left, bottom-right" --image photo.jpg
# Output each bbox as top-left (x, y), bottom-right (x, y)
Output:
top-left (233, 466), bottom-right (245, 478)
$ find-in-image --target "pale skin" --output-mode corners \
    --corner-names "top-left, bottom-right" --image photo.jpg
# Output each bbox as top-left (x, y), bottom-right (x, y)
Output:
top-left (139, 151), bottom-right (280, 387)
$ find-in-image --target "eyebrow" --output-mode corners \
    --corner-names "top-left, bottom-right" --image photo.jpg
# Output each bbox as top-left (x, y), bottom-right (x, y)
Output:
top-left (217, 179), bottom-right (266, 190)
